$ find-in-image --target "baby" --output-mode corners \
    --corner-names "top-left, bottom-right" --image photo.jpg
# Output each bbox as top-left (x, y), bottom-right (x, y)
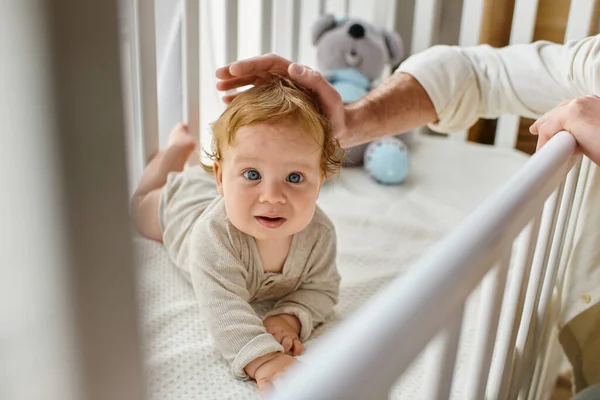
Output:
top-left (131, 75), bottom-right (344, 390)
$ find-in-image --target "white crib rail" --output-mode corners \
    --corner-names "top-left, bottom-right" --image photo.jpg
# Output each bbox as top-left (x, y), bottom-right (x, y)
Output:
top-left (131, 0), bottom-right (160, 163)
top-left (266, 131), bottom-right (579, 399)
top-left (183, 0), bottom-right (201, 163)
top-left (2, 1), bottom-right (144, 400)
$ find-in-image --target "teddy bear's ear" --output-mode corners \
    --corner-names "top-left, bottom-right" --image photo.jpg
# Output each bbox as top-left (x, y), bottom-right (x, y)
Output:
top-left (383, 31), bottom-right (404, 65)
top-left (312, 14), bottom-right (337, 45)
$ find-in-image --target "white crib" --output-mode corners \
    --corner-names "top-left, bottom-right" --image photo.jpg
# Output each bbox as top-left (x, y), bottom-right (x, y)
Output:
top-left (2, 1), bottom-right (597, 400)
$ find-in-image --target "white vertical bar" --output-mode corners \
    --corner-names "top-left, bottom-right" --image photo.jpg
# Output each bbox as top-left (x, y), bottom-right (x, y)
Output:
top-left (521, 158), bottom-right (580, 398)
top-left (527, 321), bottom-right (557, 400)
top-left (238, 0), bottom-right (263, 59)
top-left (319, 0), bottom-right (326, 15)
top-left (325, 0), bottom-right (348, 16)
top-left (1, 3), bottom-right (80, 399)
top-left (183, 0), bottom-right (201, 162)
top-left (1, 1), bottom-right (145, 399)
top-left (291, 0), bottom-right (302, 62)
top-left (486, 211), bottom-right (543, 400)
top-left (508, 181), bottom-right (565, 399)
top-left (119, 0), bottom-right (143, 194)
top-left (463, 250), bottom-right (511, 400)
top-left (374, 0), bottom-right (397, 32)
top-left (225, 0), bottom-right (238, 64)
top-left (424, 305), bottom-right (465, 400)
top-left (272, 0), bottom-right (295, 60)
top-left (494, 0), bottom-right (540, 149)
top-left (349, 0), bottom-right (376, 23)
top-left (411, 0), bottom-right (442, 54)
top-left (451, 0), bottom-right (485, 142)
top-left (132, 0), bottom-right (160, 163)
top-left (260, 0), bottom-right (273, 55)
top-left (458, 0), bottom-right (485, 47)
top-left (298, 0), bottom-right (321, 67)
top-left (564, 0), bottom-right (599, 41)
top-left (556, 157), bottom-right (591, 289)
top-left (530, 322), bottom-right (560, 400)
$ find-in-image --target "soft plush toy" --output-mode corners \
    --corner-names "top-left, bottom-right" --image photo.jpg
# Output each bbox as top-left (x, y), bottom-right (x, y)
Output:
top-left (312, 14), bottom-right (411, 184)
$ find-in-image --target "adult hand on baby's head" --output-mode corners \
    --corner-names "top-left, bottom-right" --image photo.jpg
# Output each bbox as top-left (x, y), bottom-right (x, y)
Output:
top-left (215, 53), bottom-right (350, 147)
top-left (263, 314), bottom-right (304, 356)
top-left (530, 95), bottom-right (600, 166)
top-left (254, 353), bottom-right (296, 394)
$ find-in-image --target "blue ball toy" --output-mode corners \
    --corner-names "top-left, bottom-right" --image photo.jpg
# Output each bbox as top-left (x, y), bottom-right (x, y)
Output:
top-left (364, 137), bottom-right (410, 185)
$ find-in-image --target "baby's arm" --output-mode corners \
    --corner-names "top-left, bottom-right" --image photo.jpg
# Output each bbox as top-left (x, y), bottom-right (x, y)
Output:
top-left (264, 227), bottom-right (341, 341)
top-left (189, 219), bottom-right (290, 382)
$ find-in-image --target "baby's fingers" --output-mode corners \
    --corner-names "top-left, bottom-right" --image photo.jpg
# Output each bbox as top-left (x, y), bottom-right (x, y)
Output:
top-left (256, 377), bottom-right (271, 394)
top-left (292, 339), bottom-right (304, 356)
top-left (281, 336), bottom-right (294, 353)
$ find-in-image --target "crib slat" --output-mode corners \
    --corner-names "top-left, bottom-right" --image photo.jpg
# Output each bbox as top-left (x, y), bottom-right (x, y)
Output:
top-left (556, 157), bottom-right (591, 288)
top-left (238, 0), bottom-right (263, 60)
top-left (132, 0), bottom-right (160, 163)
top-left (319, 0), bottom-right (327, 15)
top-left (298, 0), bottom-right (321, 67)
top-left (183, 0), bottom-right (200, 158)
top-left (494, 0), bottom-right (540, 149)
top-left (291, 0), bottom-right (302, 62)
top-left (272, 0), bottom-right (297, 61)
top-left (225, 0), bottom-right (238, 64)
top-left (523, 158), bottom-right (581, 399)
top-left (564, 0), bottom-right (600, 41)
top-left (424, 305), bottom-right (464, 400)
top-left (348, 0), bottom-right (375, 23)
top-left (4, 1), bottom-right (145, 397)
top-left (260, 0), bottom-right (273, 55)
top-left (507, 181), bottom-right (566, 399)
top-left (451, 0), bottom-right (485, 142)
top-left (373, 0), bottom-right (397, 33)
top-left (411, 0), bottom-right (442, 54)
top-left (463, 250), bottom-right (511, 400)
top-left (531, 325), bottom-right (562, 400)
top-left (554, 157), bottom-right (584, 287)
top-left (486, 211), bottom-right (543, 400)
top-left (325, 0), bottom-right (348, 17)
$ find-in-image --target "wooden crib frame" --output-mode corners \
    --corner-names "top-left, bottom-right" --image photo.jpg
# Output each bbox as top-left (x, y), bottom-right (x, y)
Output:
top-left (3, 1), bottom-right (597, 399)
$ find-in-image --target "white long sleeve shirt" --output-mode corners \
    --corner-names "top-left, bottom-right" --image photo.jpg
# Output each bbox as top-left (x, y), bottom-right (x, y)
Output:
top-left (398, 35), bottom-right (600, 389)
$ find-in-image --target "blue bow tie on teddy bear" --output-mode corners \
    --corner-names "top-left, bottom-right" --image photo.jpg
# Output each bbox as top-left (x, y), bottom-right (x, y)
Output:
top-left (312, 15), bottom-right (412, 185)
top-left (325, 68), bottom-right (371, 103)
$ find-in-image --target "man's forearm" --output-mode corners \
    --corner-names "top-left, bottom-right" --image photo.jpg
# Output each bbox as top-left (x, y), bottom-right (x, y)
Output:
top-left (345, 72), bottom-right (437, 146)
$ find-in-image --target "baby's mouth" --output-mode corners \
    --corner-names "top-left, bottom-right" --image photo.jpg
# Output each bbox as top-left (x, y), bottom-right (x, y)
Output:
top-left (345, 49), bottom-right (362, 67)
top-left (255, 215), bottom-right (287, 229)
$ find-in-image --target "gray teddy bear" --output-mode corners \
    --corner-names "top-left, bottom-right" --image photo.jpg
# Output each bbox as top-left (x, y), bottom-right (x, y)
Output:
top-left (312, 14), bottom-right (411, 184)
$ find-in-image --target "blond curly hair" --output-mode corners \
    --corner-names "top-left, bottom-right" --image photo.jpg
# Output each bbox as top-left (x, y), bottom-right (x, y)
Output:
top-left (202, 74), bottom-right (344, 179)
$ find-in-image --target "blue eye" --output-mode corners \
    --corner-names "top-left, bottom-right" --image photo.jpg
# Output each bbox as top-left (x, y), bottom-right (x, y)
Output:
top-left (244, 169), bottom-right (261, 181)
top-left (287, 172), bottom-right (303, 184)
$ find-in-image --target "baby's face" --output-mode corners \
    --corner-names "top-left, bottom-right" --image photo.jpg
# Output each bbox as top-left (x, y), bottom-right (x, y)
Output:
top-left (214, 122), bottom-right (324, 242)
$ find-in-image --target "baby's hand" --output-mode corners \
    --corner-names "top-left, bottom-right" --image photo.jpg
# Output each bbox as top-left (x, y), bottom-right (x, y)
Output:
top-left (263, 314), bottom-right (304, 356)
top-left (254, 353), bottom-right (296, 393)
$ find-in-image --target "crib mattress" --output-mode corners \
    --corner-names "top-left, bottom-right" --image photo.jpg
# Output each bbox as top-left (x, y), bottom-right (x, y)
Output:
top-left (134, 134), bottom-right (554, 399)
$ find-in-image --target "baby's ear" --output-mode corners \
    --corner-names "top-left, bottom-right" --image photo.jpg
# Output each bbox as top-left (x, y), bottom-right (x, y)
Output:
top-left (214, 161), bottom-right (224, 196)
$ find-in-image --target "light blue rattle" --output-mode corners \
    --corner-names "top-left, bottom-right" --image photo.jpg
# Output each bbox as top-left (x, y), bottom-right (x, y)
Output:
top-left (364, 137), bottom-right (410, 185)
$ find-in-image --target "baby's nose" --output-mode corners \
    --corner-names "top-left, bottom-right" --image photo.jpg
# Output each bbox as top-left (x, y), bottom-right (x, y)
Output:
top-left (348, 23), bottom-right (365, 39)
top-left (259, 182), bottom-right (285, 204)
